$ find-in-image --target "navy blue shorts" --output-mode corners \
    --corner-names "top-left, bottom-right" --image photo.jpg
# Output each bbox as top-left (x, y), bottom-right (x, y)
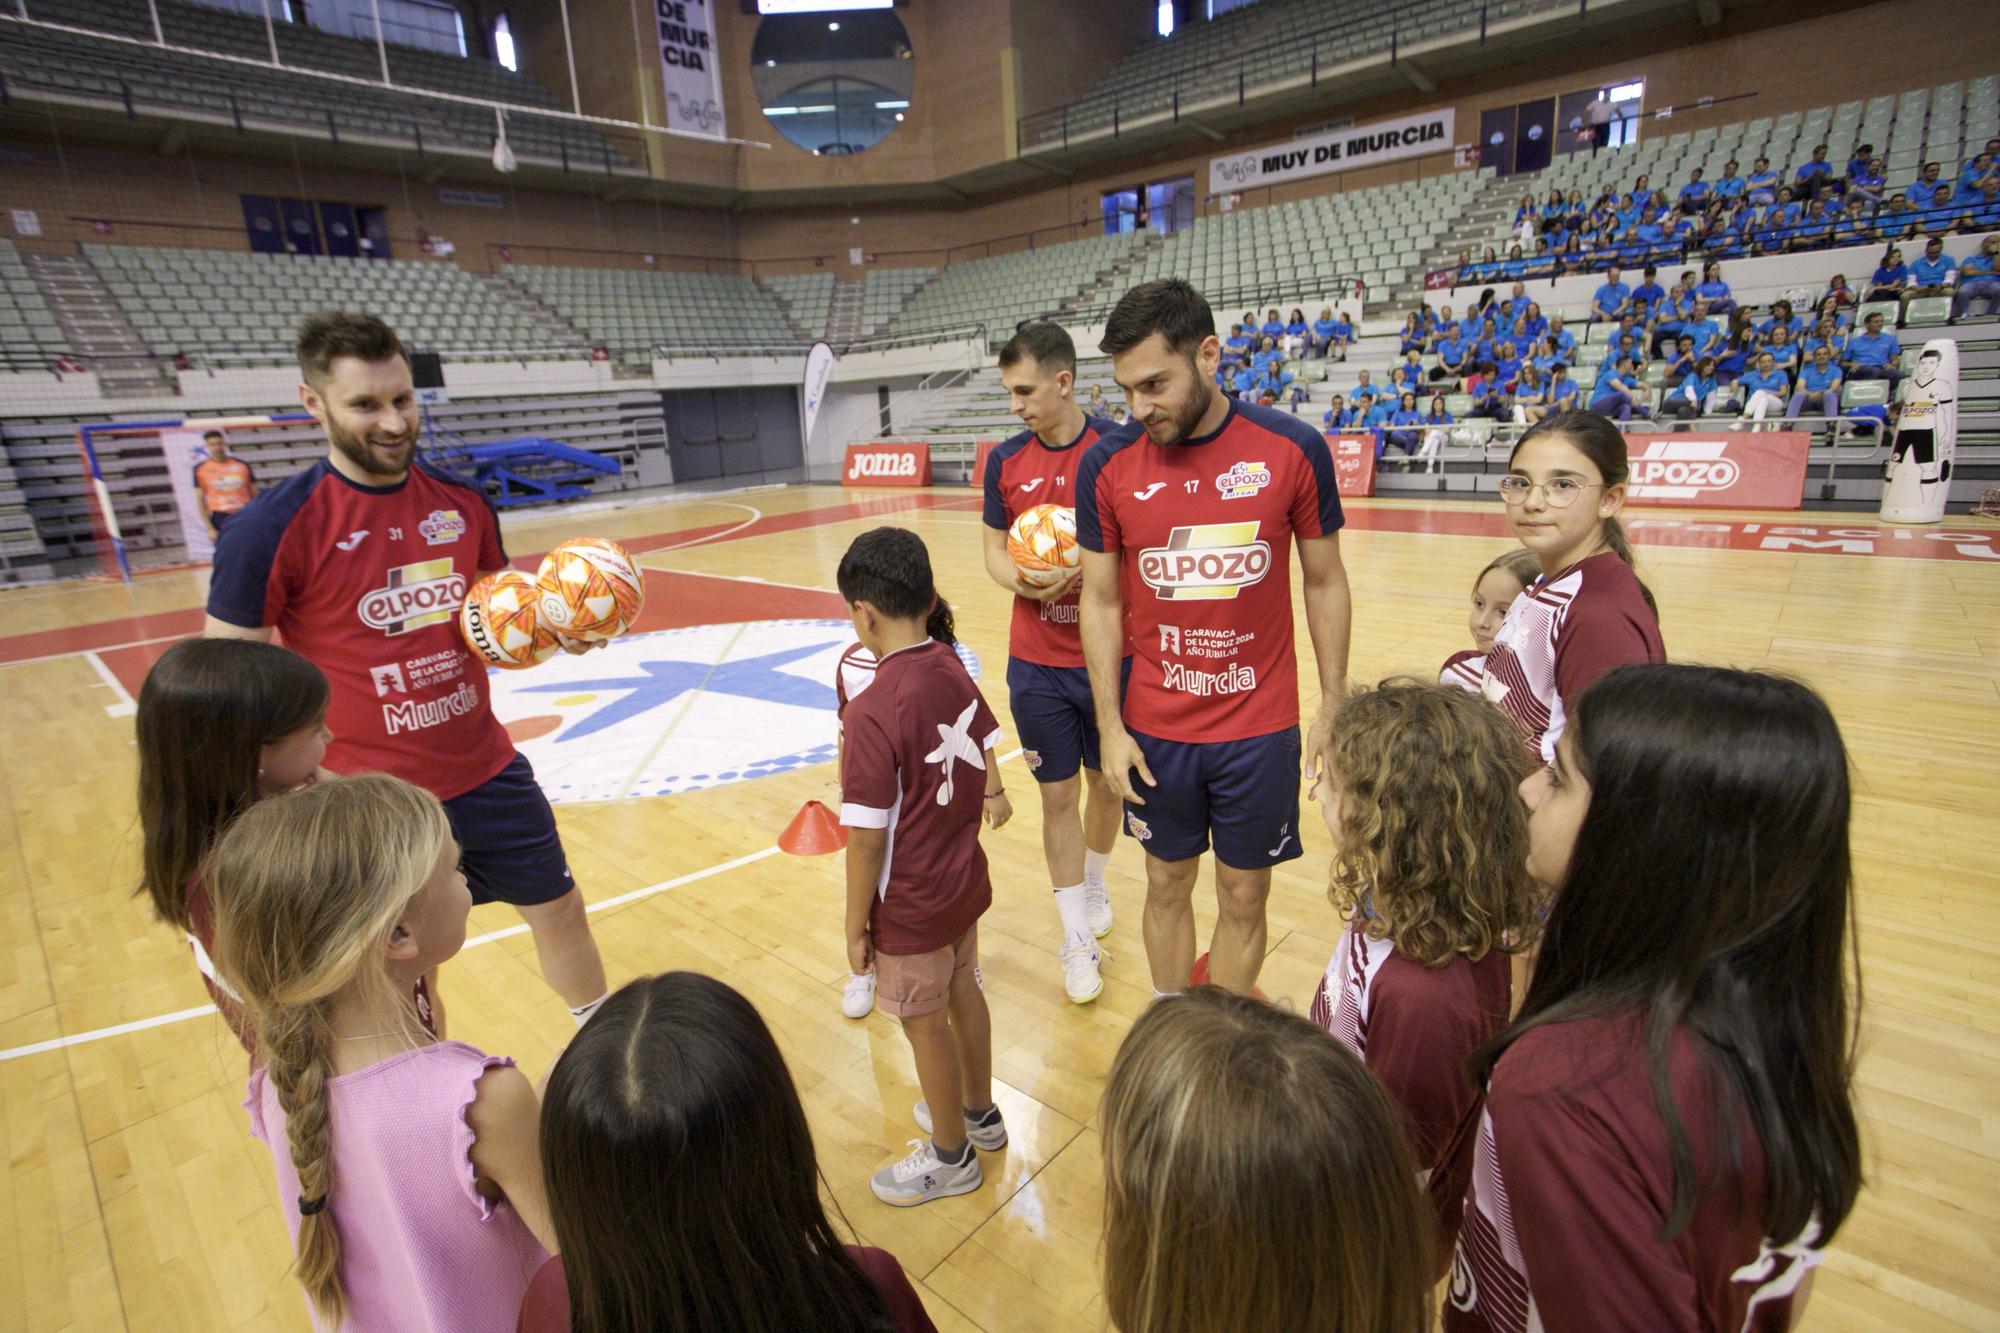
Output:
top-left (441, 753), bottom-right (575, 907)
top-left (1006, 656), bottom-right (1129, 784)
top-left (1122, 725), bottom-right (1303, 869)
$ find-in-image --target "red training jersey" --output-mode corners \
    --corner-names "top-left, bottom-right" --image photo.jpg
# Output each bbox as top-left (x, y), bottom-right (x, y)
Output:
top-left (1448, 1013), bottom-right (1820, 1333)
top-left (1480, 551), bottom-right (1663, 762)
top-left (207, 460), bottom-right (516, 800)
top-left (1076, 400), bottom-right (1342, 742)
top-left (194, 456), bottom-right (255, 515)
top-left (1311, 917), bottom-right (1511, 1262)
top-left (1439, 648), bottom-right (1487, 694)
top-left (982, 414), bottom-right (1116, 667)
top-left (837, 640), bottom-right (1003, 956)
top-left (834, 640), bottom-right (877, 733)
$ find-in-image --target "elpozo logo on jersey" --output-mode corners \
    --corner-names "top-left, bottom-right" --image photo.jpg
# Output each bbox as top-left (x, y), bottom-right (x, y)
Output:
top-left (1138, 522), bottom-right (1271, 600)
top-left (358, 557), bottom-right (467, 635)
top-left (1627, 440), bottom-right (1742, 501)
top-left (1215, 461), bottom-right (1271, 500)
top-left (419, 507), bottom-right (466, 545)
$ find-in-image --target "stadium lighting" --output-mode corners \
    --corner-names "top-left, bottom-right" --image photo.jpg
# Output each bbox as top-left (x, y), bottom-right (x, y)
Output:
top-left (492, 14), bottom-right (517, 72)
top-left (874, 100), bottom-right (908, 109)
top-left (828, 21), bottom-right (840, 31)
top-left (1158, 1), bottom-right (1174, 37)
top-left (756, 1), bottom-right (892, 11)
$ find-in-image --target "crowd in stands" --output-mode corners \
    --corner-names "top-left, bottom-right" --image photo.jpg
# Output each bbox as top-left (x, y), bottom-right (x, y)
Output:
top-left (1444, 141), bottom-right (2000, 284)
top-left (1216, 305), bottom-right (1354, 405)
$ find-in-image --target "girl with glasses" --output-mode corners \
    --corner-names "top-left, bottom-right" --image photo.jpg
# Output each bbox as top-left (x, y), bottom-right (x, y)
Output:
top-left (1480, 412), bottom-right (1664, 761)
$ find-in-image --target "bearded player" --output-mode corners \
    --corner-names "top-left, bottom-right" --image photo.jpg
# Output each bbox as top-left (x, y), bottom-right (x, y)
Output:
top-left (203, 312), bottom-right (610, 1026)
top-left (1076, 280), bottom-right (1351, 997)
top-left (982, 320), bottom-right (1125, 1004)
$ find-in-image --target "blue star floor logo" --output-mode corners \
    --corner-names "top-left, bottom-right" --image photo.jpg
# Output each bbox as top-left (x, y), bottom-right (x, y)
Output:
top-left (488, 619), bottom-right (979, 804)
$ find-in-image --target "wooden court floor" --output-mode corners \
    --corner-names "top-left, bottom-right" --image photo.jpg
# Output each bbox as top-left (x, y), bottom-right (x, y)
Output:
top-left (0, 483), bottom-right (1995, 1331)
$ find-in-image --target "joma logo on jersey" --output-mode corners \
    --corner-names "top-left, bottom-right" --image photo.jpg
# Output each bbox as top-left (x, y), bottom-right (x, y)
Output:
top-left (847, 452), bottom-right (919, 479)
top-left (419, 508), bottom-right (466, 546)
top-left (1138, 522), bottom-right (1271, 600)
top-left (1628, 440), bottom-right (1742, 497)
top-left (358, 558), bottom-right (467, 635)
top-left (1215, 461), bottom-right (1271, 500)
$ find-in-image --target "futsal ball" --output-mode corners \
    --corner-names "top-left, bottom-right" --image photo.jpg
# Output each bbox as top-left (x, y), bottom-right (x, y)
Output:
top-left (461, 570), bottom-right (560, 670)
top-left (1006, 504), bottom-right (1081, 589)
top-left (535, 536), bottom-right (646, 641)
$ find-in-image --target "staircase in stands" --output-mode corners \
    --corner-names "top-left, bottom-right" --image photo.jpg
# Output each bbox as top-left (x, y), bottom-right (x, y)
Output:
top-left (1060, 231), bottom-right (1168, 321)
top-left (1384, 172), bottom-right (1523, 308)
top-left (480, 275), bottom-right (591, 355)
top-left (26, 254), bottom-right (174, 398)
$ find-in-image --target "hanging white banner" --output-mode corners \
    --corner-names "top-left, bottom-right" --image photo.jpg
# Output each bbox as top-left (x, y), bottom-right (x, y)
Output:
top-left (659, 0), bottom-right (727, 138)
top-left (1209, 108), bottom-right (1455, 194)
top-left (802, 341), bottom-right (836, 443)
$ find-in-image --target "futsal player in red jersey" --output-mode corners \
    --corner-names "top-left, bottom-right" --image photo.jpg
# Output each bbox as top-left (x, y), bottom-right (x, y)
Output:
top-left (983, 321), bottom-right (1124, 1005)
top-left (204, 312), bottom-right (610, 1026)
top-left (1449, 665), bottom-right (1860, 1331)
top-left (1076, 280), bottom-right (1352, 997)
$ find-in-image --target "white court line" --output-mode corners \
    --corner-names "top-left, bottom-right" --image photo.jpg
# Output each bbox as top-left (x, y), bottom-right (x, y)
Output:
top-left (648, 502), bottom-right (764, 553)
top-left (0, 632), bottom-right (183, 671)
top-left (84, 649), bottom-right (138, 717)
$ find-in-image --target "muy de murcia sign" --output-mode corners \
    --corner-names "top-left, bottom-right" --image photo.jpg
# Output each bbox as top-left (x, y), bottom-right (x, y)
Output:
top-left (1209, 109), bottom-right (1455, 193)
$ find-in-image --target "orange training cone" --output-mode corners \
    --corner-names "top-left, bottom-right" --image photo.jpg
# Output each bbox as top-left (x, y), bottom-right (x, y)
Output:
top-left (1189, 952), bottom-right (1269, 1002)
top-left (779, 799), bottom-right (847, 855)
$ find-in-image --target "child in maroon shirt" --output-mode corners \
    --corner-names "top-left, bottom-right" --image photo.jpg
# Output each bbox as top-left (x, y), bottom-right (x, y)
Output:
top-left (1449, 665), bottom-right (1861, 1331)
top-left (835, 528), bottom-right (1014, 1207)
top-left (1308, 680), bottom-right (1539, 1269)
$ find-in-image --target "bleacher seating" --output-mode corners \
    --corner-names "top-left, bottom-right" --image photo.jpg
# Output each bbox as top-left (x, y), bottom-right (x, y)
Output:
top-left (858, 267), bottom-right (937, 337)
top-left (0, 242), bottom-right (72, 371)
top-left (762, 273), bottom-right (835, 341)
top-left (83, 243), bottom-right (561, 365)
top-left (0, 0), bottom-right (634, 168)
top-left (1023, 0), bottom-right (1531, 147)
top-left (883, 237), bottom-right (1137, 338)
top-left (504, 266), bottom-right (798, 360)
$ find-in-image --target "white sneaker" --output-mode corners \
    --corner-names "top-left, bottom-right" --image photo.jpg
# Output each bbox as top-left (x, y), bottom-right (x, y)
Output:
top-left (1061, 935), bottom-right (1104, 1005)
top-left (1084, 877), bottom-right (1113, 938)
top-left (913, 1100), bottom-right (1009, 1150)
top-left (870, 1138), bottom-right (983, 1206)
top-left (841, 972), bottom-right (876, 1019)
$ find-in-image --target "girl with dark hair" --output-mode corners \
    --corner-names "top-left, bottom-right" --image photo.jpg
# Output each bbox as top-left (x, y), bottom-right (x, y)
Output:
top-left (1448, 664), bottom-right (1861, 1331)
top-left (1102, 988), bottom-right (1435, 1333)
top-left (135, 637), bottom-right (364, 1049)
top-left (1308, 680), bottom-right (1538, 1266)
top-left (520, 972), bottom-right (934, 1332)
top-left (1480, 412), bottom-right (1664, 762)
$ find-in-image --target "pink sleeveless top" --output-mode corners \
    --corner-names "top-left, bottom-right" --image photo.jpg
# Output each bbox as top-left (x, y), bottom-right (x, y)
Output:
top-left (246, 1041), bottom-right (549, 1332)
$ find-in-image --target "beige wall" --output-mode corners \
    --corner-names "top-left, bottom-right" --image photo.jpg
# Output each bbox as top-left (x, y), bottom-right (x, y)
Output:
top-left (5, 0), bottom-right (1998, 276)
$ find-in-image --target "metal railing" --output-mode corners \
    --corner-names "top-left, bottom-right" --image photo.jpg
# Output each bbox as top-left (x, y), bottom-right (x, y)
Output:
top-left (1018, 0), bottom-right (1571, 151)
top-left (651, 324), bottom-right (990, 362)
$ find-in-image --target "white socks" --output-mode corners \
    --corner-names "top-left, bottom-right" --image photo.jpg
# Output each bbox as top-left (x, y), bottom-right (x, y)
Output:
top-left (568, 993), bottom-right (610, 1028)
top-left (1083, 847), bottom-right (1111, 885)
top-left (1052, 882), bottom-right (1091, 941)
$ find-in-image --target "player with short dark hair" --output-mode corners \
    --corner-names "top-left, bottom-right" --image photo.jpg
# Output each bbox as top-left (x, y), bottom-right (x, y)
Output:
top-left (1079, 279), bottom-right (1351, 998)
top-left (203, 311), bottom-right (611, 1028)
top-left (193, 428), bottom-right (255, 535)
top-left (986, 321), bottom-right (1124, 1004)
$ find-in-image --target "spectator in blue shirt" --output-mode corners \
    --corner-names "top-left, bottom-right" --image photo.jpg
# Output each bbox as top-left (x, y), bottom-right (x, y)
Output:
top-left (1592, 265), bottom-right (1632, 323)
top-left (1322, 393), bottom-right (1353, 430)
top-left (1230, 365), bottom-right (1256, 397)
top-left (1282, 308), bottom-right (1310, 358)
top-left (1844, 310), bottom-right (1901, 383)
top-left (1959, 152), bottom-right (1997, 200)
top-left (1546, 362), bottom-right (1580, 409)
top-left (1688, 260), bottom-right (1732, 317)
top-left (1834, 196), bottom-right (1875, 244)
top-left (1630, 266), bottom-right (1667, 320)
top-left (1848, 157), bottom-right (1888, 205)
top-left (1678, 169), bottom-right (1713, 212)
top-left (1660, 335), bottom-right (1699, 388)
top-left (1972, 180), bottom-right (2000, 229)
top-left (1347, 369), bottom-right (1379, 404)
top-left (1907, 236), bottom-right (1958, 312)
top-left (1844, 144), bottom-right (1875, 182)
top-left (1589, 355), bottom-right (1647, 421)
top-left (1222, 323), bottom-right (1253, 367)
top-left (1765, 324), bottom-right (1801, 377)
top-left (1918, 184), bottom-right (1964, 235)
top-left (1260, 309), bottom-right (1286, 341)
top-left (1494, 341), bottom-right (1524, 390)
top-left (1666, 356), bottom-right (1721, 423)
top-left (1794, 145), bottom-right (1833, 189)
top-left (1746, 158), bottom-right (1780, 205)
top-left (1360, 392), bottom-right (1395, 450)
top-left (1786, 344), bottom-right (1844, 422)
top-left (1866, 247), bottom-right (1911, 301)
top-left (1908, 162), bottom-right (1947, 209)
top-left (1713, 160), bottom-right (1746, 202)
top-left (1738, 350), bottom-right (1791, 427)
top-left (1398, 313), bottom-right (1427, 355)
top-left (1509, 364), bottom-right (1549, 425)
top-left (1804, 315), bottom-right (1848, 363)
top-left (1252, 337), bottom-right (1282, 376)
top-left (1391, 349), bottom-right (1427, 395)
top-left (1420, 395), bottom-right (1455, 462)
top-left (1432, 331), bottom-right (1467, 387)
top-left (1683, 304), bottom-right (1724, 361)
top-left (1757, 299), bottom-right (1809, 344)
top-left (1546, 313), bottom-right (1576, 360)
top-left (1953, 233), bottom-right (2000, 318)
top-left (1329, 308), bottom-right (1354, 360)
top-left (1382, 392), bottom-right (1424, 459)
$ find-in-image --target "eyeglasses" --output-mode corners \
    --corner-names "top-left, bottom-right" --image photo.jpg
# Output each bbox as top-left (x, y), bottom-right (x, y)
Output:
top-left (1497, 476), bottom-right (1603, 507)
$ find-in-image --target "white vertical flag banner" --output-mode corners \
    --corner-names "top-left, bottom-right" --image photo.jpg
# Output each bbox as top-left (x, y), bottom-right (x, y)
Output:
top-left (802, 341), bottom-right (836, 443)
top-left (659, 0), bottom-right (726, 138)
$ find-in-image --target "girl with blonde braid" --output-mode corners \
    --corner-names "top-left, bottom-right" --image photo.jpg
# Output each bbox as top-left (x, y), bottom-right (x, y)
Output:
top-left (212, 773), bottom-right (550, 1330)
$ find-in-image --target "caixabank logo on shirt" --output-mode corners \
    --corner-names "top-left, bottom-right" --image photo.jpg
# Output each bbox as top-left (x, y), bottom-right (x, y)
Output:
top-left (358, 557), bottom-right (467, 635)
top-left (1138, 522), bottom-right (1271, 600)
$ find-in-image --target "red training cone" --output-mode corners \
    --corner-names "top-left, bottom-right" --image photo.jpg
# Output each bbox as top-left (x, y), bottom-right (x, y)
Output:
top-left (1189, 952), bottom-right (1269, 1002)
top-left (779, 799), bottom-right (847, 855)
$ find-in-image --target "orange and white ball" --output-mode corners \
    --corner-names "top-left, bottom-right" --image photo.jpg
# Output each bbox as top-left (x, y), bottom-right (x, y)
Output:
top-left (1006, 503), bottom-right (1081, 589)
top-left (534, 536), bottom-right (645, 641)
top-left (461, 570), bottom-right (560, 670)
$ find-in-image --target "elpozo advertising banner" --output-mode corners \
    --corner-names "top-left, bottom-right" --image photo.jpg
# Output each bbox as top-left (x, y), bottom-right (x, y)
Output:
top-left (1209, 108), bottom-right (1454, 194)
top-left (1621, 433), bottom-right (1810, 510)
top-left (659, 0), bottom-right (726, 138)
